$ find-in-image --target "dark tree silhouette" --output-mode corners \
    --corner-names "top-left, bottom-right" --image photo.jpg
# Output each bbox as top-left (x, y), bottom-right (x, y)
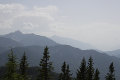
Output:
top-left (87, 56), bottom-right (94, 80)
top-left (19, 52), bottom-right (29, 80)
top-left (76, 57), bottom-right (87, 80)
top-left (93, 68), bottom-right (100, 80)
top-left (105, 62), bottom-right (115, 80)
top-left (58, 61), bottom-right (72, 80)
top-left (37, 46), bottom-right (53, 80)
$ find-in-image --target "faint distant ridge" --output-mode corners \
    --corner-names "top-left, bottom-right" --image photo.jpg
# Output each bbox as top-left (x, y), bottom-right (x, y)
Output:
top-left (51, 35), bottom-right (95, 50)
top-left (106, 49), bottom-right (120, 58)
top-left (2, 31), bottom-right (58, 47)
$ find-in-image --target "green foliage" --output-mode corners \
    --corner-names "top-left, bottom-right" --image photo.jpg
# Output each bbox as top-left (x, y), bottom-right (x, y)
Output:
top-left (19, 52), bottom-right (29, 80)
top-left (105, 62), bottom-right (115, 80)
top-left (37, 46), bottom-right (53, 80)
top-left (58, 61), bottom-right (72, 80)
top-left (93, 69), bottom-right (100, 80)
top-left (0, 48), bottom-right (118, 80)
top-left (4, 49), bottom-right (18, 80)
top-left (4, 73), bottom-right (24, 80)
top-left (87, 56), bottom-right (94, 80)
top-left (76, 57), bottom-right (87, 80)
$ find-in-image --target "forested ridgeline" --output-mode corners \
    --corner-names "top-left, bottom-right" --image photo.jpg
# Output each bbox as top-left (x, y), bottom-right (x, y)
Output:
top-left (0, 47), bottom-right (116, 80)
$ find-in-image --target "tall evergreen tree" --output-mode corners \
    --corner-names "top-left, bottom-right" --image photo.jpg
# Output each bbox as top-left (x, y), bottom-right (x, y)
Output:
top-left (37, 46), bottom-right (53, 80)
top-left (87, 56), bottom-right (94, 80)
top-left (4, 49), bottom-right (23, 80)
top-left (93, 69), bottom-right (100, 80)
top-left (105, 62), bottom-right (115, 80)
top-left (58, 62), bottom-right (72, 80)
top-left (58, 62), bottom-right (66, 80)
top-left (76, 57), bottom-right (87, 80)
top-left (66, 65), bottom-right (72, 80)
top-left (4, 49), bottom-right (17, 80)
top-left (19, 52), bottom-right (29, 80)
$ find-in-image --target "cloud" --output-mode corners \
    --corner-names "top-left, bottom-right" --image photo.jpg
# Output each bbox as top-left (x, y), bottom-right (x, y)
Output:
top-left (51, 22), bottom-right (120, 50)
top-left (0, 3), bottom-right (120, 50)
top-left (0, 3), bottom-right (58, 35)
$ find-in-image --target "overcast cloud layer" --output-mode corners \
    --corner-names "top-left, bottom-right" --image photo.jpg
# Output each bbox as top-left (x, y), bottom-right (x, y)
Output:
top-left (0, 0), bottom-right (120, 51)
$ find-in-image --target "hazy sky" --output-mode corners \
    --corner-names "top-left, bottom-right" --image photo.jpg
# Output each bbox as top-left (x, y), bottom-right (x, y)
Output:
top-left (0, 0), bottom-right (120, 51)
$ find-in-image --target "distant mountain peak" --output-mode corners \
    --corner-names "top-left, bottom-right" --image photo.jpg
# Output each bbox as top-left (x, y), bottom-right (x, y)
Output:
top-left (12, 30), bottom-right (23, 35)
top-left (52, 35), bottom-right (58, 37)
top-left (3, 31), bottom-right (58, 46)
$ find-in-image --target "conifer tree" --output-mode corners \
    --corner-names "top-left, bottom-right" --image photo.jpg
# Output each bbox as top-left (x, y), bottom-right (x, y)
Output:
top-left (93, 69), bottom-right (100, 80)
top-left (58, 62), bottom-right (72, 80)
top-left (19, 52), bottom-right (29, 80)
top-left (37, 46), bottom-right (53, 80)
top-left (4, 49), bottom-right (23, 80)
top-left (87, 56), bottom-right (94, 80)
top-left (4, 49), bottom-right (17, 80)
top-left (58, 62), bottom-right (67, 80)
top-left (66, 65), bottom-right (72, 80)
top-left (105, 62), bottom-right (115, 80)
top-left (76, 57), bottom-right (86, 80)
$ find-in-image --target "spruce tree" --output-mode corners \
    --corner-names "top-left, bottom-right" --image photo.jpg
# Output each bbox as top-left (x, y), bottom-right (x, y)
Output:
top-left (66, 65), bottom-right (72, 80)
top-left (58, 62), bottom-right (72, 80)
top-left (4, 49), bottom-right (17, 80)
top-left (76, 57), bottom-right (87, 80)
top-left (19, 52), bottom-right (29, 80)
top-left (87, 56), bottom-right (94, 80)
top-left (4, 49), bottom-right (23, 80)
top-left (37, 46), bottom-right (53, 80)
top-left (59, 62), bottom-right (67, 80)
top-left (105, 62), bottom-right (115, 80)
top-left (93, 69), bottom-right (100, 80)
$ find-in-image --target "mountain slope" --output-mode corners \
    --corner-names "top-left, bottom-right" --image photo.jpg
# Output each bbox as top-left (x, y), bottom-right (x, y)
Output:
top-left (51, 35), bottom-right (95, 50)
top-left (3, 31), bottom-right (58, 47)
top-left (106, 49), bottom-right (120, 58)
top-left (0, 45), bottom-right (120, 80)
top-left (0, 37), bottom-right (22, 48)
top-left (0, 37), bottom-right (22, 54)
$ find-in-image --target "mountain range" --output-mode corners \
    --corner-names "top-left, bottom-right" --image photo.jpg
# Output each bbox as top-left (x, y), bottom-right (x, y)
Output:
top-left (0, 31), bottom-right (120, 80)
top-left (51, 35), bottom-right (95, 50)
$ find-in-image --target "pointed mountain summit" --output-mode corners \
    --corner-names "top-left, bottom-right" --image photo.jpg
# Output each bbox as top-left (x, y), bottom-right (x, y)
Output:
top-left (12, 30), bottom-right (22, 34)
top-left (3, 30), bottom-right (24, 41)
top-left (7, 30), bottom-right (23, 36)
top-left (3, 31), bottom-right (58, 47)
